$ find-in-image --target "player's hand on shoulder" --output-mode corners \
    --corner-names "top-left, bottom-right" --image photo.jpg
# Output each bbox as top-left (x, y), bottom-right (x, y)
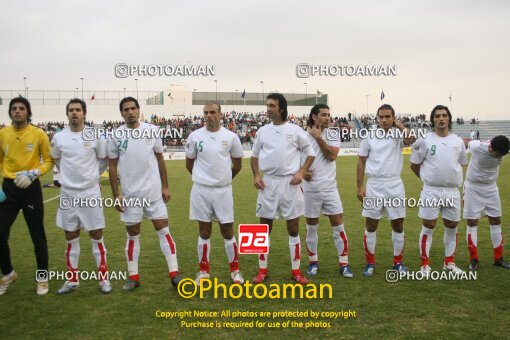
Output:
top-left (162, 188), bottom-right (171, 203)
top-left (307, 126), bottom-right (322, 140)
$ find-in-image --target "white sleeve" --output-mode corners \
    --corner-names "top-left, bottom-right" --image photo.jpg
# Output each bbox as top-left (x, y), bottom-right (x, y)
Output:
top-left (107, 137), bottom-right (119, 159)
top-left (96, 137), bottom-right (108, 159)
top-left (410, 139), bottom-right (427, 164)
top-left (459, 141), bottom-right (468, 166)
top-left (468, 140), bottom-right (481, 153)
top-left (358, 138), bottom-right (370, 157)
top-left (251, 130), bottom-right (261, 158)
top-left (297, 129), bottom-right (315, 157)
top-left (50, 134), bottom-right (61, 159)
top-left (153, 129), bottom-right (164, 154)
top-left (184, 133), bottom-right (197, 159)
top-left (230, 135), bottom-right (244, 158)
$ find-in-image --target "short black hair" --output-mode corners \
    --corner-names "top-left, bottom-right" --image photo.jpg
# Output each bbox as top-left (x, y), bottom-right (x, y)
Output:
top-left (204, 101), bottom-right (222, 113)
top-left (266, 93), bottom-right (288, 121)
top-left (119, 96), bottom-right (140, 112)
top-left (430, 105), bottom-right (452, 130)
top-left (307, 104), bottom-right (330, 127)
top-left (377, 104), bottom-right (395, 117)
top-left (66, 98), bottom-right (87, 115)
top-left (491, 135), bottom-right (510, 156)
top-left (9, 97), bottom-right (32, 122)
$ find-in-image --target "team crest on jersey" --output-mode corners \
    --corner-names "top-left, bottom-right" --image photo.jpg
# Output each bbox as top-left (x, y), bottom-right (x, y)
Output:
top-left (83, 141), bottom-right (92, 150)
top-left (145, 138), bottom-right (152, 145)
top-left (222, 140), bottom-right (228, 149)
top-left (26, 143), bottom-right (34, 152)
top-left (287, 134), bottom-right (293, 143)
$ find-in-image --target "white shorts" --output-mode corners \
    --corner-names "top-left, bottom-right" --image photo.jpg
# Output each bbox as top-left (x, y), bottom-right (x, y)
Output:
top-left (418, 185), bottom-right (461, 221)
top-left (57, 187), bottom-right (105, 232)
top-left (256, 175), bottom-right (304, 220)
top-left (463, 181), bottom-right (501, 219)
top-left (304, 188), bottom-right (343, 218)
top-left (121, 198), bottom-right (168, 225)
top-left (362, 177), bottom-right (406, 220)
top-left (190, 183), bottom-right (234, 224)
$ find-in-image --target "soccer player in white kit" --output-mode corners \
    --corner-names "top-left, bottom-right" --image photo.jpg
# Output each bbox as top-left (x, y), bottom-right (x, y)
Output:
top-left (108, 97), bottom-right (182, 291)
top-left (464, 135), bottom-right (510, 270)
top-left (410, 105), bottom-right (468, 274)
top-left (51, 99), bottom-right (112, 294)
top-left (303, 104), bottom-right (353, 278)
top-left (357, 104), bottom-right (416, 276)
top-left (251, 93), bottom-right (315, 285)
top-left (185, 102), bottom-right (245, 285)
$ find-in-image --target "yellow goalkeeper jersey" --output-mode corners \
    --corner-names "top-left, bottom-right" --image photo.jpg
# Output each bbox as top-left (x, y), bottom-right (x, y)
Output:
top-left (0, 124), bottom-right (53, 179)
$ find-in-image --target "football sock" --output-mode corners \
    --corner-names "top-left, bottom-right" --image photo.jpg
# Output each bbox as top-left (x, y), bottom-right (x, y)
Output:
top-left (332, 224), bottom-right (349, 266)
top-left (305, 224), bottom-right (319, 263)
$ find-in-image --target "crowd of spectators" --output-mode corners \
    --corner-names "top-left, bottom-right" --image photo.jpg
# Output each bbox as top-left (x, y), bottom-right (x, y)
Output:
top-left (358, 113), bottom-right (431, 130)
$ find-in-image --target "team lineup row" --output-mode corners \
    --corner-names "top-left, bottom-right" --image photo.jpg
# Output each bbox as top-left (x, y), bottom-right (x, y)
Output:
top-left (0, 94), bottom-right (508, 296)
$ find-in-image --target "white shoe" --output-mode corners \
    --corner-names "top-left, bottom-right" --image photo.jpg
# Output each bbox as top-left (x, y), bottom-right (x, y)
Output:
top-left (57, 281), bottom-right (78, 295)
top-left (0, 271), bottom-right (17, 296)
top-left (37, 280), bottom-right (50, 295)
top-left (195, 271), bottom-right (210, 285)
top-left (231, 270), bottom-right (245, 284)
top-left (99, 280), bottom-right (112, 294)
top-left (443, 262), bottom-right (464, 274)
top-left (420, 265), bottom-right (432, 277)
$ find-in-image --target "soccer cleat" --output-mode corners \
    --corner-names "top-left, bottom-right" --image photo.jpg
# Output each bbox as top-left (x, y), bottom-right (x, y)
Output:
top-left (99, 280), bottom-right (112, 294)
top-left (57, 281), bottom-right (79, 295)
top-left (443, 262), bottom-right (464, 274)
top-left (171, 274), bottom-right (183, 287)
top-left (494, 258), bottom-right (510, 269)
top-left (291, 273), bottom-right (309, 285)
top-left (231, 270), bottom-right (245, 284)
top-left (469, 259), bottom-right (479, 271)
top-left (0, 271), bottom-right (17, 296)
top-left (393, 263), bottom-right (408, 273)
top-left (37, 281), bottom-right (49, 295)
top-left (123, 279), bottom-right (140, 292)
top-left (307, 263), bottom-right (319, 276)
top-left (252, 270), bottom-right (268, 284)
top-left (363, 263), bottom-right (374, 277)
top-left (195, 271), bottom-right (210, 285)
top-left (340, 265), bottom-right (354, 278)
top-left (420, 265), bottom-right (432, 276)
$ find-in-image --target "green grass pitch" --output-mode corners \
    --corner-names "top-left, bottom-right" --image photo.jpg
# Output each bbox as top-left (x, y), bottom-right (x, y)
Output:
top-left (2, 155), bottom-right (509, 338)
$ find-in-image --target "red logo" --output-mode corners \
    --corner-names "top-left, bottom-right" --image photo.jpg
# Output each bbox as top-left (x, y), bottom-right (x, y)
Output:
top-left (238, 224), bottom-right (269, 254)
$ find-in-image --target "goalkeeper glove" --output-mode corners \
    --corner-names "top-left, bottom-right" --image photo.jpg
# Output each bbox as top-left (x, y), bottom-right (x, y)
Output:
top-left (14, 169), bottom-right (41, 189)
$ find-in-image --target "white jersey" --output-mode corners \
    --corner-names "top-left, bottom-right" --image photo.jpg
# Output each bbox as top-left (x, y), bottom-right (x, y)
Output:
top-left (466, 140), bottom-right (501, 184)
top-left (184, 127), bottom-right (244, 186)
top-left (108, 122), bottom-right (163, 201)
top-left (252, 122), bottom-right (315, 176)
top-left (302, 128), bottom-right (340, 191)
top-left (358, 129), bottom-right (405, 178)
top-left (51, 127), bottom-right (107, 196)
top-left (410, 132), bottom-right (467, 187)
